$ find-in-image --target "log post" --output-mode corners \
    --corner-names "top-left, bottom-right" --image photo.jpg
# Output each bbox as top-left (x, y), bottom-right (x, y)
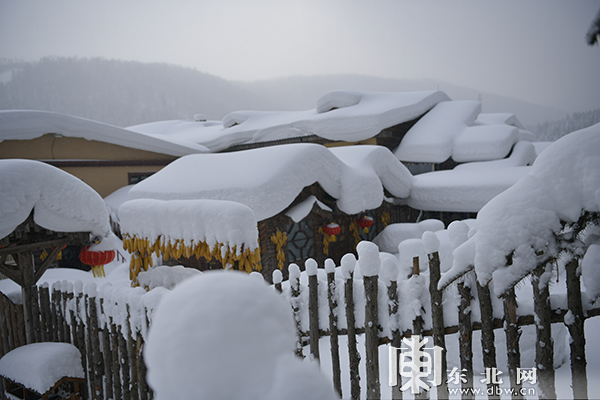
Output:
top-left (110, 319), bottom-right (123, 400)
top-left (342, 253), bottom-right (361, 400)
top-left (565, 258), bottom-right (587, 400)
top-left (358, 241), bottom-right (381, 400)
top-left (306, 258), bottom-right (320, 363)
top-left (38, 284), bottom-right (51, 343)
top-left (532, 264), bottom-right (556, 399)
top-left (289, 263), bottom-right (304, 358)
top-left (476, 281), bottom-right (499, 397)
top-left (382, 258), bottom-right (402, 400)
top-left (325, 259), bottom-right (342, 397)
top-left (86, 284), bottom-right (104, 400)
top-left (425, 235), bottom-right (448, 399)
top-left (503, 287), bottom-right (522, 399)
top-left (18, 252), bottom-right (35, 344)
top-left (100, 298), bottom-right (114, 400)
top-left (127, 305), bottom-right (140, 400)
top-left (457, 281), bottom-right (474, 400)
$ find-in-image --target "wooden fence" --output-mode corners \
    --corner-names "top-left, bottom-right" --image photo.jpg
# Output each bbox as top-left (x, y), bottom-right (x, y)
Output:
top-left (0, 281), bottom-right (154, 400)
top-left (1, 240), bottom-right (599, 399)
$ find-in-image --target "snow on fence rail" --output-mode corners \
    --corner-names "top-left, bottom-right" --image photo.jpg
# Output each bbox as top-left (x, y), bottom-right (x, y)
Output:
top-left (1, 236), bottom-right (600, 399)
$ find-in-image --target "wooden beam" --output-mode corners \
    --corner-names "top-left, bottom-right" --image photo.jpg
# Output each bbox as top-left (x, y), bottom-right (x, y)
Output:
top-left (34, 245), bottom-right (65, 283)
top-left (0, 238), bottom-right (71, 257)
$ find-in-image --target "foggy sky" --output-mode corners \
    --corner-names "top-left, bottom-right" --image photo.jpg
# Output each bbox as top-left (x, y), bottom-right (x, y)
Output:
top-left (1, 0), bottom-right (599, 113)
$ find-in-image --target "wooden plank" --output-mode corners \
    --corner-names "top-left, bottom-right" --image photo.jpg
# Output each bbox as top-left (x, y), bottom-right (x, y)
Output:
top-left (326, 268), bottom-right (341, 397)
top-left (532, 265), bottom-right (556, 399)
top-left (289, 264), bottom-right (304, 358)
top-left (565, 258), bottom-right (588, 400)
top-left (364, 274), bottom-right (380, 400)
top-left (0, 293), bottom-right (10, 356)
top-left (476, 281), bottom-right (498, 397)
top-left (100, 299), bottom-right (114, 400)
top-left (387, 279), bottom-right (402, 400)
top-left (457, 281), bottom-right (474, 400)
top-left (344, 271), bottom-right (360, 400)
top-left (503, 288), bottom-right (522, 400)
top-left (110, 320), bottom-right (123, 400)
top-left (428, 250), bottom-right (448, 398)
top-left (307, 266), bottom-right (320, 363)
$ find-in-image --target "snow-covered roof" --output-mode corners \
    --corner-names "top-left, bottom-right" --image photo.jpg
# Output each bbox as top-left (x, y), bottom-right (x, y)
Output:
top-left (0, 159), bottom-right (111, 240)
top-left (0, 110), bottom-right (208, 156)
top-left (128, 90), bottom-right (449, 152)
top-left (441, 122), bottom-right (600, 296)
top-left (394, 101), bottom-right (534, 163)
top-left (126, 143), bottom-right (412, 221)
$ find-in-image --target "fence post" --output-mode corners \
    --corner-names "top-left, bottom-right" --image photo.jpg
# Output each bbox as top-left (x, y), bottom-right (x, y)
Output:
top-left (457, 280), bottom-right (474, 399)
top-left (110, 318), bottom-right (123, 400)
top-left (85, 283), bottom-right (104, 400)
top-left (423, 231), bottom-right (448, 398)
top-left (358, 241), bottom-right (381, 400)
top-left (38, 283), bottom-right (51, 343)
top-left (532, 264), bottom-right (556, 399)
top-left (565, 258), bottom-right (588, 400)
top-left (272, 269), bottom-right (283, 293)
top-left (51, 281), bottom-right (60, 342)
top-left (503, 287), bottom-right (522, 399)
top-left (30, 284), bottom-right (42, 343)
top-left (476, 280), bottom-right (499, 397)
top-left (381, 258), bottom-right (401, 400)
top-left (325, 258), bottom-right (342, 397)
top-left (288, 263), bottom-right (304, 358)
top-left (100, 297), bottom-right (114, 400)
top-left (306, 258), bottom-right (320, 363)
top-left (127, 305), bottom-right (140, 400)
top-left (342, 254), bottom-right (361, 400)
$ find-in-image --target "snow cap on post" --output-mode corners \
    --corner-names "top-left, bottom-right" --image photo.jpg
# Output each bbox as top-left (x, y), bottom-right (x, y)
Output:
top-left (272, 269), bottom-right (283, 285)
top-left (421, 231), bottom-right (440, 254)
top-left (305, 258), bottom-right (318, 276)
top-left (340, 253), bottom-right (356, 280)
top-left (380, 257), bottom-right (399, 287)
top-left (288, 263), bottom-right (301, 284)
top-left (398, 238), bottom-right (427, 273)
top-left (447, 220), bottom-right (470, 250)
top-left (357, 240), bottom-right (381, 277)
top-left (324, 258), bottom-right (336, 274)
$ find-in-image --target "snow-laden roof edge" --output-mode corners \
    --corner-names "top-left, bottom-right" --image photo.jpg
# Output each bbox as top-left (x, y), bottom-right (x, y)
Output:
top-left (0, 159), bottom-right (111, 240)
top-left (129, 90), bottom-right (450, 153)
top-left (127, 143), bottom-right (412, 221)
top-left (0, 110), bottom-right (209, 157)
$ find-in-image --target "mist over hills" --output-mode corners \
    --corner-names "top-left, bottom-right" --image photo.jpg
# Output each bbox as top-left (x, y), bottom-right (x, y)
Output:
top-left (0, 57), bottom-right (569, 130)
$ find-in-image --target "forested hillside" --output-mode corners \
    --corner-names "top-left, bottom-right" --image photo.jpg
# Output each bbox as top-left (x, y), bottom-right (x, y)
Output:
top-left (0, 57), bottom-right (274, 126)
top-left (530, 108), bottom-right (600, 141)
top-left (0, 57), bottom-right (573, 129)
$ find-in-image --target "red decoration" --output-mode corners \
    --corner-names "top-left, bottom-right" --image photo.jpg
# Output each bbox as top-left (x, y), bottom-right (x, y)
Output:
top-left (323, 223), bottom-right (341, 236)
top-left (79, 247), bottom-right (116, 266)
top-left (358, 216), bottom-right (374, 229)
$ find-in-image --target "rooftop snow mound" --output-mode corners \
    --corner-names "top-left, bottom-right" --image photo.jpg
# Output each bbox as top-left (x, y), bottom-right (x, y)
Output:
top-left (127, 143), bottom-right (412, 221)
top-left (128, 90), bottom-right (449, 152)
top-left (395, 101), bottom-right (532, 163)
top-left (441, 122), bottom-right (600, 295)
top-left (0, 110), bottom-right (208, 156)
top-left (119, 198), bottom-right (259, 252)
top-left (0, 159), bottom-right (111, 240)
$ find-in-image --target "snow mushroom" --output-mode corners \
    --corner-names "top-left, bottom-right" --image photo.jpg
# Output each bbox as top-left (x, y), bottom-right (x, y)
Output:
top-left (144, 270), bottom-right (338, 400)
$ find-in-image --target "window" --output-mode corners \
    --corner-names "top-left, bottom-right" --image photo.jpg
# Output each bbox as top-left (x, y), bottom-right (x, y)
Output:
top-left (287, 219), bottom-right (315, 262)
top-left (128, 172), bottom-right (155, 185)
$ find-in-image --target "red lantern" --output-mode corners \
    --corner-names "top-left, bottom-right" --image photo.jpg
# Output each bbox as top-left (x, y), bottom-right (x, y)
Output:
top-left (357, 216), bottom-right (374, 233)
top-left (79, 247), bottom-right (116, 278)
top-left (323, 223), bottom-right (341, 237)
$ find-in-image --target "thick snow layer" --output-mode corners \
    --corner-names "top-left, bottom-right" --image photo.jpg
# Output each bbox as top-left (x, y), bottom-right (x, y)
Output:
top-left (442, 123), bottom-right (600, 295)
top-left (144, 271), bottom-right (338, 400)
top-left (136, 265), bottom-right (201, 291)
top-left (0, 342), bottom-right (84, 394)
top-left (0, 159), bottom-right (111, 240)
top-left (129, 91), bottom-right (449, 152)
top-left (373, 219), bottom-right (444, 253)
top-left (407, 166), bottom-right (530, 213)
top-left (103, 184), bottom-right (134, 225)
top-left (0, 110), bottom-right (208, 156)
top-left (119, 198), bottom-right (259, 251)
top-left (453, 140), bottom-right (537, 170)
top-left (395, 101), bottom-right (532, 163)
top-left (285, 195), bottom-right (332, 223)
top-left (127, 143), bottom-right (412, 221)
